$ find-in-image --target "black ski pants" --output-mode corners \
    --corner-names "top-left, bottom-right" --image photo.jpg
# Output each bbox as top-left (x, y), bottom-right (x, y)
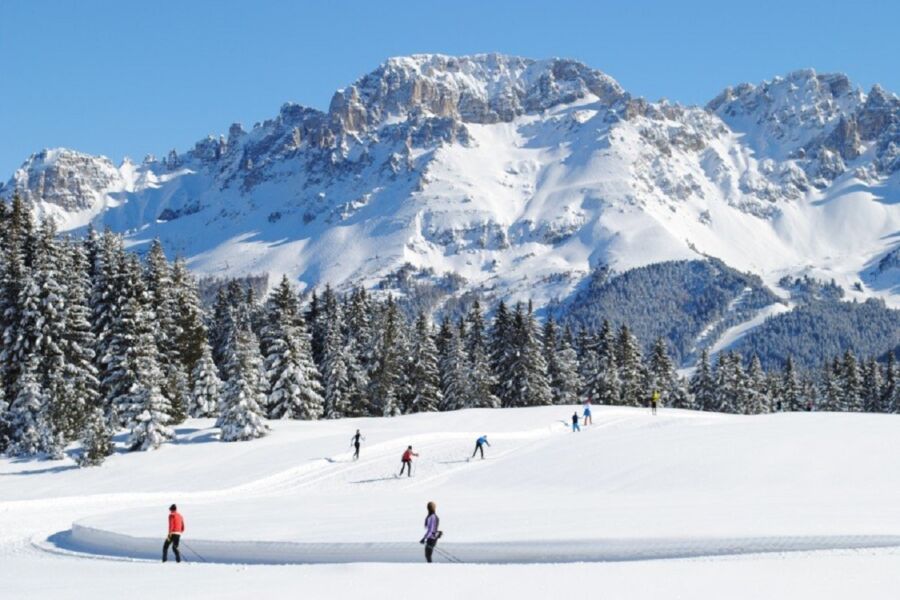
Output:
top-left (400, 460), bottom-right (412, 476)
top-left (163, 534), bottom-right (181, 563)
top-left (425, 537), bottom-right (437, 563)
top-left (472, 444), bottom-right (484, 459)
top-left (354, 443), bottom-right (360, 459)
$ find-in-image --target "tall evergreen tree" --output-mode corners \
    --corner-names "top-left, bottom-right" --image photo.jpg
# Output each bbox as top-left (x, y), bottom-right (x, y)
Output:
top-left (76, 404), bottom-right (113, 467)
top-left (190, 345), bottom-right (222, 418)
top-left (544, 318), bottom-right (580, 405)
top-left (217, 319), bottom-right (268, 441)
top-left (501, 303), bottom-right (552, 407)
top-left (262, 278), bottom-right (324, 420)
top-left (465, 301), bottom-right (499, 409)
top-left (406, 312), bottom-right (442, 413)
top-left (689, 349), bottom-right (716, 411)
top-left (742, 355), bottom-right (770, 414)
top-left (862, 357), bottom-right (884, 413)
top-left (616, 325), bottom-right (643, 407)
top-left (439, 320), bottom-right (469, 411)
top-left (60, 239), bottom-right (101, 440)
top-left (369, 297), bottom-right (404, 417)
top-left (645, 337), bottom-right (677, 407)
top-left (781, 356), bottom-right (804, 411)
top-left (320, 302), bottom-right (353, 419)
top-left (839, 350), bottom-right (863, 412)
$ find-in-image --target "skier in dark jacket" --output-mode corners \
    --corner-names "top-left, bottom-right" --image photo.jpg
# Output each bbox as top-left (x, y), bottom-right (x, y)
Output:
top-left (571, 412), bottom-right (581, 432)
top-left (399, 446), bottom-right (419, 477)
top-left (420, 501), bottom-right (442, 563)
top-left (471, 435), bottom-right (491, 460)
top-left (162, 504), bottom-right (184, 563)
top-left (351, 429), bottom-right (365, 460)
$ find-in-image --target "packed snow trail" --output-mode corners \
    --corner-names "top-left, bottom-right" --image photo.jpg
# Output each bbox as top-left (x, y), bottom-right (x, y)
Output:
top-left (43, 525), bottom-right (900, 565)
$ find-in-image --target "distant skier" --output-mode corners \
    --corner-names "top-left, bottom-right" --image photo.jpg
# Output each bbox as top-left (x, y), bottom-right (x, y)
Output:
top-left (583, 399), bottom-right (593, 426)
top-left (399, 445), bottom-right (419, 477)
top-left (572, 412), bottom-right (580, 432)
top-left (351, 429), bottom-right (365, 460)
top-left (471, 435), bottom-right (491, 460)
top-left (650, 390), bottom-right (660, 416)
top-left (420, 501), bottom-right (442, 563)
top-left (162, 504), bottom-right (184, 563)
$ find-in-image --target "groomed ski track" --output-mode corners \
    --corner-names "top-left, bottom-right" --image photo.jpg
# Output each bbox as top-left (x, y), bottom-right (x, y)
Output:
top-left (8, 406), bottom-right (900, 567)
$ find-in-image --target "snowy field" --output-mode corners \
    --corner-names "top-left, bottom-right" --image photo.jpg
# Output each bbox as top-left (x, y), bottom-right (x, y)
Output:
top-left (4, 405), bottom-right (900, 599)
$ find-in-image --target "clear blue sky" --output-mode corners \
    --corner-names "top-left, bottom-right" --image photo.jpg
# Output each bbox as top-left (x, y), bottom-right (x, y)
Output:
top-left (1, 0), bottom-right (897, 176)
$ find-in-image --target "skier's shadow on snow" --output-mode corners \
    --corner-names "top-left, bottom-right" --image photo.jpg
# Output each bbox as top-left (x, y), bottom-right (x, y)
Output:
top-left (436, 459), bottom-right (469, 465)
top-left (350, 476), bottom-right (403, 484)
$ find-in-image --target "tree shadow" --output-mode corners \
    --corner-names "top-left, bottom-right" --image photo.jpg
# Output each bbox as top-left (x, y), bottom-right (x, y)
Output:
top-left (1, 463), bottom-right (79, 476)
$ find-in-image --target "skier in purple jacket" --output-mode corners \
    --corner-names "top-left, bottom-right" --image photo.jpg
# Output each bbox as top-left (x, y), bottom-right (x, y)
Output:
top-left (420, 501), bottom-right (442, 562)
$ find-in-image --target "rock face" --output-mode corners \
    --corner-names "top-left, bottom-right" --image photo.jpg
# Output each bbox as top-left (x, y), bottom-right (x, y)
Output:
top-left (3, 54), bottom-right (900, 312)
top-left (1, 149), bottom-right (124, 213)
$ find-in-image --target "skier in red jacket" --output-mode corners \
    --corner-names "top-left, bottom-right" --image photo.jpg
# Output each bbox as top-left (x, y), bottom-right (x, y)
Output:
top-left (163, 504), bottom-right (185, 563)
top-left (399, 446), bottom-right (419, 477)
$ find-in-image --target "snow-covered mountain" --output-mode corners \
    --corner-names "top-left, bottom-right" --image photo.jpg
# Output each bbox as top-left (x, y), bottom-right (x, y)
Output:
top-left (3, 54), bottom-right (900, 313)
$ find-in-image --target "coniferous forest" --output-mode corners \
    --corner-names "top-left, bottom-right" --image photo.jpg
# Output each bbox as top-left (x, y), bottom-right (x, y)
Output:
top-left (1, 196), bottom-right (898, 466)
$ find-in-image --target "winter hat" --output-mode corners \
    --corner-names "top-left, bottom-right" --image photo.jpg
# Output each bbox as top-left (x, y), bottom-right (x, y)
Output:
top-left (169, 504), bottom-right (177, 512)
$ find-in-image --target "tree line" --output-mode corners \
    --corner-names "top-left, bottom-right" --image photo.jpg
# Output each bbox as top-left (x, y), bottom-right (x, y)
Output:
top-left (0, 196), bottom-right (897, 467)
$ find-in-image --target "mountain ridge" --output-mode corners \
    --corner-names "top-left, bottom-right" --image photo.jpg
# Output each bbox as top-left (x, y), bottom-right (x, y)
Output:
top-left (2, 55), bottom-right (900, 361)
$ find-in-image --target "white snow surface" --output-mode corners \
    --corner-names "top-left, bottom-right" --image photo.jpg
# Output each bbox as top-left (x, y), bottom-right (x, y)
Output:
top-left (3, 405), bottom-right (900, 598)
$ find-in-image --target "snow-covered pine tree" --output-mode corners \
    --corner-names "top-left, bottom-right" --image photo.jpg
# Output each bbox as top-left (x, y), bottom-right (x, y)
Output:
top-left (405, 312), bottom-right (442, 413)
top-left (781, 356), bottom-right (804, 411)
top-left (76, 404), bottom-right (113, 467)
top-left (0, 196), bottom-right (33, 409)
top-left (543, 318), bottom-right (580, 405)
top-left (91, 229), bottom-right (125, 405)
top-left (368, 297), bottom-right (404, 417)
top-left (616, 324), bottom-right (643, 407)
top-left (320, 302), bottom-right (353, 419)
top-left (489, 300), bottom-right (515, 406)
top-left (713, 352), bottom-right (745, 414)
top-left (645, 337), bottom-right (677, 407)
top-left (862, 357), bottom-right (884, 413)
top-left (588, 320), bottom-right (620, 406)
top-left (742, 355), bottom-right (770, 414)
top-left (60, 239), bottom-right (101, 440)
top-left (464, 301), bottom-right (499, 409)
top-left (575, 327), bottom-right (599, 399)
top-left (6, 358), bottom-right (53, 457)
top-left (118, 295), bottom-right (174, 451)
top-left (145, 240), bottom-right (188, 424)
top-left (884, 353), bottom-right (900, 413)
top-left (439, 320), bottom-right (469, 411)
top-left (839, 350), bottom-right (864, 412)
top-left (190, 344), bottom-right (222, 418)
top-left (343, 287), bottom-right (374, 416)
top-left (502, 302), bottom-right (552, 407)
top-left (689, 349), bottom-right (716, 411)
top-left (262, 277), bottom-right (324, 420)
top-left (171, 258), bottom-right (209, 377)
top-left (4, 220), bottom-right (69, 458)
top-left (819, 359), bottom-right (843, 412)
top-left (217, 317), bottom-right (269, 441)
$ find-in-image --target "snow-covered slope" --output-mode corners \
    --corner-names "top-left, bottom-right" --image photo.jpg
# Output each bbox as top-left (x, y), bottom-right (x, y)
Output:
top-left (4, 406), bottom-right (900, 598)
top-left (3, 54), bottom-right (900, 311)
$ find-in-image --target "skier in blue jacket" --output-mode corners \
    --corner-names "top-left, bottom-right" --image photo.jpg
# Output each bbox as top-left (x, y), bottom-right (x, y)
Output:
top-left (471, 435), bottom-right (491, 460)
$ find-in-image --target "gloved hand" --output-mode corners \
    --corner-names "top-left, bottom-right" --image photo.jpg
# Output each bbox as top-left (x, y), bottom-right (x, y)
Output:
top-left (419, 538), bottom-right (425, 545)
top-left (166, 534), bottom-right (172, 542)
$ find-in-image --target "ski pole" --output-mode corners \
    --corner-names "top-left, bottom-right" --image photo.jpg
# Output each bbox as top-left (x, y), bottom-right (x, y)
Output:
top-left (181, 540), bottom-right (208, 563)
top-left (434, 547), bottom-right (463, 564)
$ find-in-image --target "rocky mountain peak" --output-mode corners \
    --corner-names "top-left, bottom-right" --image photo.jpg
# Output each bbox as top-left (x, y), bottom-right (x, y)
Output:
top-left (0, 148), bottom-right (123, 212)
top-left (328, 53), bottom-right (626, 131)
